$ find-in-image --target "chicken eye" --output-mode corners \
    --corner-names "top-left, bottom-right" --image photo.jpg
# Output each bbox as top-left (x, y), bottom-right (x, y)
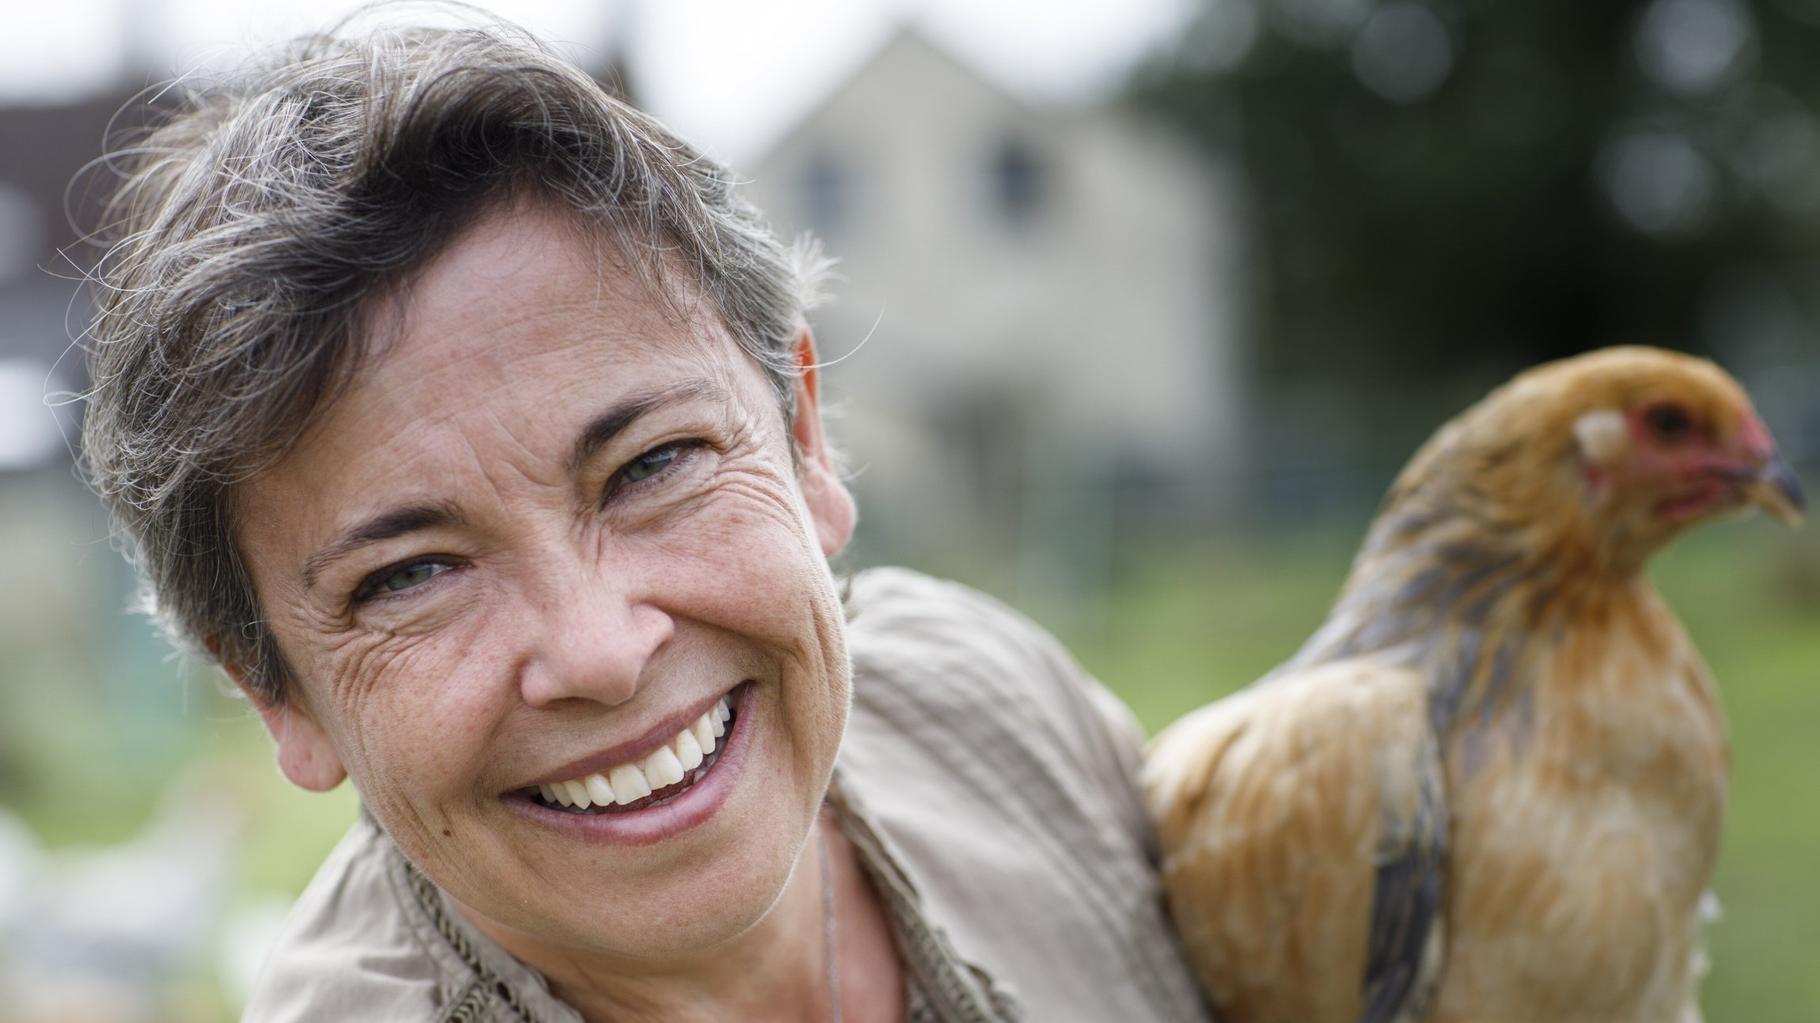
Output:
top-left (1644, 404), bottom-right (1693, 445)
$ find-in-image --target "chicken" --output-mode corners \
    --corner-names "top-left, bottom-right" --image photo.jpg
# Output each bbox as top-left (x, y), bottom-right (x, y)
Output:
top-left (1142, 346), bottom-right (1806, 1023)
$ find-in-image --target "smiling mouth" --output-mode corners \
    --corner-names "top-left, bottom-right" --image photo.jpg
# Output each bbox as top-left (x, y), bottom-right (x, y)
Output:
top-left (524, 693), bottom-right (737, 815)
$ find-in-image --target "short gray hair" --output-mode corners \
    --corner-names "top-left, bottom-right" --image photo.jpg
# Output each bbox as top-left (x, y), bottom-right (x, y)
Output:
top-left (81, 15), bottom-right (830, 705)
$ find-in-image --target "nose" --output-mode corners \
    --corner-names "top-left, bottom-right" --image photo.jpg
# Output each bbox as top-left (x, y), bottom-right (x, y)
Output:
top-left (516, 563), bottom-right (675, 709)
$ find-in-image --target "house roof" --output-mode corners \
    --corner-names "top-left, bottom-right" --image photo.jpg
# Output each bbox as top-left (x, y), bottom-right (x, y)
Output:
top-left (747, 24), bottom-right (1047, 169)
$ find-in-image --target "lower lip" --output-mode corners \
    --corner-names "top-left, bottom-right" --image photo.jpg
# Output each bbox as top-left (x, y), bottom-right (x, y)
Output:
top-left (503, 682), bottom-right (756, 847)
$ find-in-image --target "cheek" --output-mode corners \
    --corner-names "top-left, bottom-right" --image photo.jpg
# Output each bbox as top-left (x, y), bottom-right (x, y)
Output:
top-left (711, 530), bottom-right (851, 750)
top-left (642, 475), bottom-right (850, 709)
top-left (650, 462), bottom-right (830, 609)
top-left (309, 617), bottom-right (510, 795)
top-left (681, 519), bottom-right (839, 654)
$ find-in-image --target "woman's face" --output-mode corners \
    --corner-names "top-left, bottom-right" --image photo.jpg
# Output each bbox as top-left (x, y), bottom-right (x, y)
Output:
top-left (232, 203), bottom-right (856, 961)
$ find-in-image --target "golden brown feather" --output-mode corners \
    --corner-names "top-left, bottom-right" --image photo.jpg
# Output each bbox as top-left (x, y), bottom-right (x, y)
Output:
top-left (1145, 346), bottom-right (1804, 1023)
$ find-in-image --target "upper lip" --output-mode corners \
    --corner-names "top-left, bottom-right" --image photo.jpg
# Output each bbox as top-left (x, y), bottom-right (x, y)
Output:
top-left (515, 684), bottom-right (740, 790)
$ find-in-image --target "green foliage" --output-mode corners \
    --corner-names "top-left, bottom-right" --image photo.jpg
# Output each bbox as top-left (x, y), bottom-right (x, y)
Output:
top-left (1127, 0), bottom-right (1820, 384)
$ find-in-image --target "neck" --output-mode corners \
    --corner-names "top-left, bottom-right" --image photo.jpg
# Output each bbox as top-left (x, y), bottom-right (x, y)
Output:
top-left (459, 817), bottom-right (839, 1023)
top-left (1295, 485), bottom-right (1658, 738)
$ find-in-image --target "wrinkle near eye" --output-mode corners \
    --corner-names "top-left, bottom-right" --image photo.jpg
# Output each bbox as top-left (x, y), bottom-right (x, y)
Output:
top-left (703, 462), bottom-right (818, 540)
top-left (319, 604), bottom-right (498, 736)
top-left (321, 632), bottom-right (412, 709)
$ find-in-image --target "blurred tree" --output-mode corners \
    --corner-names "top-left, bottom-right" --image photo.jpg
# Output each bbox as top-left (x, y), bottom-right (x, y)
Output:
top-left (1128, 0), bottom-right (1820, 385)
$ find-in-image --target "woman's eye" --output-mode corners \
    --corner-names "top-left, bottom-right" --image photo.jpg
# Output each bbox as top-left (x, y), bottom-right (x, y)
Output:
top-left (357, 559), bottom-right (453, 602)
top-left (622, 446), bottom-right (680, 484)
top-left (607, 441), bottom-right (701, 500)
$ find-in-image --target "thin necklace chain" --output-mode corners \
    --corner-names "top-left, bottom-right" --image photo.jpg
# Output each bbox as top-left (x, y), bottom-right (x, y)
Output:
top-left (820, 821), bottom-right (842, 1023)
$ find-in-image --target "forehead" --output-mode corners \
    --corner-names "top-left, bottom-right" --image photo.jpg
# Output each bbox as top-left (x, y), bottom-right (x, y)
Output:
top-left (369, 206), bottom-right (722, 389)
top-left (234, 205), bottom-right (764, 540)
top-left (313, 203), bottom-right (770, 454)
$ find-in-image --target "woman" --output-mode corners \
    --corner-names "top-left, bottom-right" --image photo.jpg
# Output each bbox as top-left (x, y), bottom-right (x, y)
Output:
top-left (81, 16), bottom-right (1211, 1023)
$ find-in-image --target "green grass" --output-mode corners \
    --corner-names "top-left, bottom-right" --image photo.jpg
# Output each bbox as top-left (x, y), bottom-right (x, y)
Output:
top-left (1659, 529), bottom-right (1820, 1018)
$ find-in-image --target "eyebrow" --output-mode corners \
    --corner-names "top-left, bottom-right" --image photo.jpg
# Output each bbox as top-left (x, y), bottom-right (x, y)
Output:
top-left (302, 500), bottom-right (466, 589)
top-left (567, 379), bottom-right (727, 474)
top-left (300, 379), bottom-right (729, 590)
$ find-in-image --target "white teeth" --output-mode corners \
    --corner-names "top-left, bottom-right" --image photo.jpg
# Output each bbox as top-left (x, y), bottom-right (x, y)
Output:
top-left (537, 696), bottom-right (737, 809)
top-left (674, 728), bottom-right (704, 770)
top-left (563, 779), bottom-right (592, 810)
top-left (645, 746), bottom-right (686, 788)
top-left (608, 764), bottom-right (652, 805)
top-left (584, 773), bottom-right (616, 806)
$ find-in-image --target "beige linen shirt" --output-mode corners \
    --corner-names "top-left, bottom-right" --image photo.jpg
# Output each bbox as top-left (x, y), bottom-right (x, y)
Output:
top-left (242, 567), bottom-right (1213, 1021)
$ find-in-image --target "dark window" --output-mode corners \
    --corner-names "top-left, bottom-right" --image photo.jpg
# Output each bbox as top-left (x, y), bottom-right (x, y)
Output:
top-left (801, 149), bottom-right (847, 236)
top-left (0, 183), bottom-right (45, 282)
top-left (990, 137), bottom-right (1044, 226)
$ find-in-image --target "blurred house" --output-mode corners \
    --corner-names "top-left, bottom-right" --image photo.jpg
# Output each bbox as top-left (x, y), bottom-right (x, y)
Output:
top-left (0, 39), bottom-right (636, 477)
top-left (0, 92), bottom-right (125, 474)
top-left (744, 29), bottom-right (1249, 582)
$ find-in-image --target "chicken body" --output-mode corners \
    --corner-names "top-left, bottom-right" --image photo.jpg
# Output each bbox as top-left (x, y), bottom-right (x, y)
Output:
top-left (1143, 347), bottom-right (1803, 1023)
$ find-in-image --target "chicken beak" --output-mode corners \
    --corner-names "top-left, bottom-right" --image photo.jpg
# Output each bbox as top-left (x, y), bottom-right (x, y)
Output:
top-left (1747, 455), bottom-right (1806, 528)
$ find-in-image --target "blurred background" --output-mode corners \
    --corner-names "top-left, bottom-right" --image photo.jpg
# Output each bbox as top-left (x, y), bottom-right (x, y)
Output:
top-left (2, 0), bottom-right (1816, 1018)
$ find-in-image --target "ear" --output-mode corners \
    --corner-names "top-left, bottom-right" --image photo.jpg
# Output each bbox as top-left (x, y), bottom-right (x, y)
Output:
top-left (1574, 408), bottom-right (1629, 469)
top-left (220, 660), bottom-right (349, 793)
top-left (787, 327), bottom-right (856, 558)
